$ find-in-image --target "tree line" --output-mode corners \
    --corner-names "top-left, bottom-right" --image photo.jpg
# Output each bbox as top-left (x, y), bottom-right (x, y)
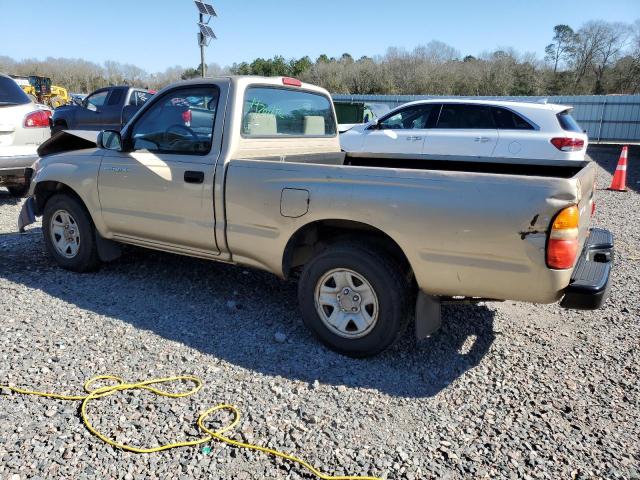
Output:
top-left (1, 19), bottom-right (638, 96)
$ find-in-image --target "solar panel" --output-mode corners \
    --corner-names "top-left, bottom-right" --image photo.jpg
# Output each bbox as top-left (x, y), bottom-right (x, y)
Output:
top-left (199, 23), bottom-right (216, 38)
top-left (204, 3), bottom-right (217, 16)
top-left (194, 1), bottom-right (217, 17)
top-left (194, 1), bottom-right (208, 14)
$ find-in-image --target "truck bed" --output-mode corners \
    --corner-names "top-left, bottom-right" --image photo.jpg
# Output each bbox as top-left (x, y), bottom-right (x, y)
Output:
top-left (224, 154), bottom-right (595, 304)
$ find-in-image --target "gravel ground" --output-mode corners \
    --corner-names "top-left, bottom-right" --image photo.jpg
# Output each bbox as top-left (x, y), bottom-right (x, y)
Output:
top-left (0, 146), bottom-right (638, 480)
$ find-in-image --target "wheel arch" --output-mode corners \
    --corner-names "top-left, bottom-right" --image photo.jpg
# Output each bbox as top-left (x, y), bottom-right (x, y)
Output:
top-left (33, 180), bottom-right (86, 216)
top-left (282, 219), bottom-right (415, 282)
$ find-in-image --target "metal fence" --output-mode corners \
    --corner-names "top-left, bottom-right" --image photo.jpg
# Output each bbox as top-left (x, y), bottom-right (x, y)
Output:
top-left (331, 94), bottom-right (640, 143)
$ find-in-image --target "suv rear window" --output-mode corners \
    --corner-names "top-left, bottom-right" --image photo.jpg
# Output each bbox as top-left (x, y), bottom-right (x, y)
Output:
top-left (0, 76), bottom-right (31, 106)
top-left (242, 87), bottom-right (336, 137)
top-left (557, 110), bottom-right (583, 133)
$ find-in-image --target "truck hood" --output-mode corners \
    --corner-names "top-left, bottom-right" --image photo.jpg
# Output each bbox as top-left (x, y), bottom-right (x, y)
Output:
top-left (37, 130), bottom-right (99, 157)
top-left (51, 104), bottom-right (80, 117)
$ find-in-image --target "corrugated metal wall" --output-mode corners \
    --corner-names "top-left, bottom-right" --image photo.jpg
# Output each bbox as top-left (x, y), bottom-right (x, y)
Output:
top-left (331, 94), bottom-right (640, 143)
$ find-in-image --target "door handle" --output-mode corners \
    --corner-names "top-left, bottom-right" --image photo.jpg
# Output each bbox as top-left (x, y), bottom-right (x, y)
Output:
top-left (406, 136), bottom-right (423, 141)
top-left (474, 136), bottom-right (491, 143)
top-left (184, 171), bottom-right (204, 184)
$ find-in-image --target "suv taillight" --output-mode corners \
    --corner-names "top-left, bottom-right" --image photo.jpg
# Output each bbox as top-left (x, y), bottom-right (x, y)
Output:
top-left (24, 110), bottom-right (51, 128)
top-left (547, 205), bottom-right (580, 269)
top-left (551, 137), bottom-right (584, 152)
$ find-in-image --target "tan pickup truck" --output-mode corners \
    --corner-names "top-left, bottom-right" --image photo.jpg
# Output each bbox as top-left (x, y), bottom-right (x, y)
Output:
top-left (19, 76), bottom-right (614, 357)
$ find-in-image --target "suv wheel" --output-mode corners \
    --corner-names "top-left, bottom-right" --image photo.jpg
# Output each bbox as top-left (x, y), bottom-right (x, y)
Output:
top-left (298, 242), bottom-right (411, 357)
top-left (43, 194), bottom-right (100, 272)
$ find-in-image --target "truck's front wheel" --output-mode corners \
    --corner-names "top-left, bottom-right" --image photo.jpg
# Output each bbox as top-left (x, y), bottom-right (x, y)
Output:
top-left (298, 242), bottom-right (411, 357)
top-left (43, 194), bottom-right (100, 272)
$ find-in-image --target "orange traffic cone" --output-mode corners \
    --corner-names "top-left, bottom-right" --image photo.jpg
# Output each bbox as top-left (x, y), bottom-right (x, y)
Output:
top-left (608, 146), bottom-right (628, 192)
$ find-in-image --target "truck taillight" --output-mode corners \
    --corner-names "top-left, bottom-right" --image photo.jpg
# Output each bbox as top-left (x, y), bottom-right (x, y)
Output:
top-left (24, 110), bottom-right (51, 128)
top-left (182, 109), bottom-right (192, 126)
top-left (547, 205), bottom-right (580, 269)
top-left (550, 137), bottom-right (584, 152)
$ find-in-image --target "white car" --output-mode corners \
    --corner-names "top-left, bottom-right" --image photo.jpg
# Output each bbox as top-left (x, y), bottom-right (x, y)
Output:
top-left (0, 73), bottom-right (51, 196)
top-left (339, 99), bottom-right (588, 162)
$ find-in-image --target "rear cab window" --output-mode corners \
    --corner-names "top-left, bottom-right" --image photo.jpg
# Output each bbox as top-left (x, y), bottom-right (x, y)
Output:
top-left (557, 110), bottom-right (583, 133)
top-left (0, 76), bottom-right (31, 106)
top-left (242, 87), bottom-right (336, 137)
top-left (129, 90), bottom-right (153, 107)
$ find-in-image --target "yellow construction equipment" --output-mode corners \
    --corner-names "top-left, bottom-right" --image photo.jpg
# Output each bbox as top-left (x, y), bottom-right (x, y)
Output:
top-left (10, 75), bottom-right (70, 108)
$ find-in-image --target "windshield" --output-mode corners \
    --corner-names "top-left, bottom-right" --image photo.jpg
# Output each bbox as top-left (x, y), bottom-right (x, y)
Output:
top-left (0, 76), bottom-right (31, 106)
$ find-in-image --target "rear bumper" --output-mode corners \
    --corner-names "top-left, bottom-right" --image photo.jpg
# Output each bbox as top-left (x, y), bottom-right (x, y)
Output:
top-left (560, 228), bottom-right (614, 310)
top-left (0, 166), bottom-right (33, 187)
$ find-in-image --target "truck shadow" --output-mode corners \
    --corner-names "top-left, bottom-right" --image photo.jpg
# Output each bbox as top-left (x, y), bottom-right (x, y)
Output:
top-left (0, 189), bottom-right (22, 206)
top-left (0, 234), bottom-right (495, 398)
top-left (588, 145), bottom-right (639, 194)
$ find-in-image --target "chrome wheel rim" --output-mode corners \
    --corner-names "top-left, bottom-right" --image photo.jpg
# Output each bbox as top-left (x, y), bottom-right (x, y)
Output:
top-left (50, 209), bottom-right (80, 259)
top-left (314, 268), bottom-right (379, 339)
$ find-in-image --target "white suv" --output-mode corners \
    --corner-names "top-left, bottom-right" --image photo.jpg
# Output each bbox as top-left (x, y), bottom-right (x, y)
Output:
top-left (339, 99), bottom-right (588, 162)
top-left (0, 74), bottom-right (51, 196)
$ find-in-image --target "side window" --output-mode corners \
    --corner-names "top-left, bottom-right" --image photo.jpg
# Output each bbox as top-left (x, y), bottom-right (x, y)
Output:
top-left (107, 89), bottom-right (124, 106)
top-left (242, 87), bottom-right (336, 137)
top-left (130, 86), bottom-right (219, 155)
top-left (492, 107), bottom-right (534, 130)
top-left (379, 105), bottom-right (436, 130)
top-left (85, 90), bottom-right (109, 110)
top-left (435, 104), bottom-right (495, 129)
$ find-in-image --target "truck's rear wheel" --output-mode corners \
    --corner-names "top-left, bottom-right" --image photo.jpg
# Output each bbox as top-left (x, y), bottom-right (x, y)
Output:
top-left (298, 242), bottom-right (411, 357)
top-left (43, 194), bottom-right (100, 272)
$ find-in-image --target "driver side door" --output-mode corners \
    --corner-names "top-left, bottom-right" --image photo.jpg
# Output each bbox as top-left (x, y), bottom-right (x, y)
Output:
top-left (97, 86), bottom-right (221, 255)
top-left (75, 89), bottom-right (109, 130)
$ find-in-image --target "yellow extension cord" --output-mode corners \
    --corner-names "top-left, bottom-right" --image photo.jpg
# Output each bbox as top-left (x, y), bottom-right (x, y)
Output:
top-left (1, 375), bottom-right (381, 480)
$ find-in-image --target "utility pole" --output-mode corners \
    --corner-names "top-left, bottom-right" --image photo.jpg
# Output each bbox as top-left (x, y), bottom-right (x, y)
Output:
top-left (199, 12), bottom-right (205, 77)
top-left (194, 1), bottom-right (217, 78)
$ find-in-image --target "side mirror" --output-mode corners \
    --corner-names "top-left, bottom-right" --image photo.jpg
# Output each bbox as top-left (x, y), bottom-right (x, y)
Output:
top-left (98, 130), bottom-right (123, 151)
top-left (368, 120), bottom-right (380, 130)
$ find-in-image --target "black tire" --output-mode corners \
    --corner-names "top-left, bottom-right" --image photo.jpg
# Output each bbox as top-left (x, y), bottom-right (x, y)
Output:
top-left (7, 184), bottom-right (29, 198)
top-left (42, 194), bottom-right (100, 272)
top-left (298, 242), bottom-right (412, 357)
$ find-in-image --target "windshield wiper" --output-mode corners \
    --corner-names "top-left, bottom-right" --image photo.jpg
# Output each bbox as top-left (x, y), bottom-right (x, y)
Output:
top-left (0, 102), bottom-right (20, 106)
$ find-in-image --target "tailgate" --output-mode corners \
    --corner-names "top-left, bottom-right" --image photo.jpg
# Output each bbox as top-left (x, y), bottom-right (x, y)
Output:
top-left (573, 161), bottom-right (597, 251)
